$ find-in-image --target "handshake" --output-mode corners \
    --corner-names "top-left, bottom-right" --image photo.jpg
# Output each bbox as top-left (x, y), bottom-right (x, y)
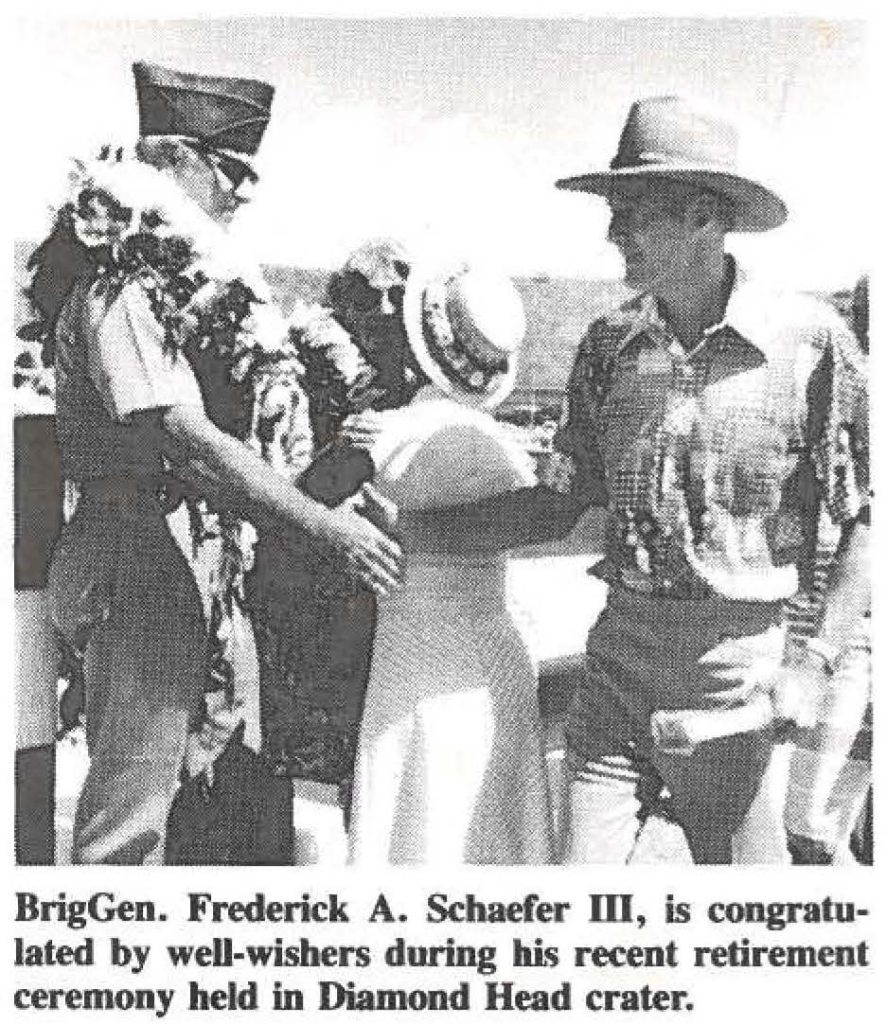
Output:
top-left (297, 436), bottom-right (403, 597)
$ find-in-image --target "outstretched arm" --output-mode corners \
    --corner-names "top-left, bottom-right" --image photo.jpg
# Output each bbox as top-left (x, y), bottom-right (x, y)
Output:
top-left (156, 404), bottom-right (404, 596)
top-left (89, 280), bottom-right (404, 596)
top-left (340, 315), bottom-right (612, 556)
top-left (398, 482), bottom-right (599, 555)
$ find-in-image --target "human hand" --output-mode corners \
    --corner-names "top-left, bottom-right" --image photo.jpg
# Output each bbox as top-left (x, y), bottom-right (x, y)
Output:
top-left (353, 483), bottom-right (399, 535)
top-left (650, 690), bottom-right (775, 756)
top-left (766, 659), bottom-right (825, 732)
top-left (320, 504), bottom-right (404, 596)
top-left (203, 692), bottom-right (245, 741)
top-left (183, 694), bottom-right (245, 783)
top-left (339, 409), bottom-right (386, 450)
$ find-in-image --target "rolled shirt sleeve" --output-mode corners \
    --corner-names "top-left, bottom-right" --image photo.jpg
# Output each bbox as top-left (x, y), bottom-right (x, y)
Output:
top-left (87, 280), bottom-right (204, 420)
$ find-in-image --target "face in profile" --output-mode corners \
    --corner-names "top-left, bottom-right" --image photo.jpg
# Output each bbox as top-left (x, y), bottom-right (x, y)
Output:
top-left (175, 146), bottom-right (258, 226)
top-left (605, 180), bottom-right (700, 293)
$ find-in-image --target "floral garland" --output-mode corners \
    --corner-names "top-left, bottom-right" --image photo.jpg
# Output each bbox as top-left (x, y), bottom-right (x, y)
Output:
top-left (288, 302), bottom-right (387, 428)
top-left (421, 277), bottom-right (508, 393)
top-left (21, 151), bottom-right (313, 713)
top-left (22, 149), bottom-right (402, 782)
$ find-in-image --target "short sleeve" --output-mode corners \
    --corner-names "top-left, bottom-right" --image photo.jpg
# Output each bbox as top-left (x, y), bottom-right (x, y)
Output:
top-left (86, 281), bottom-right (203, 420)
top-left (807, 323), bottom-right (869, 525)
top-left (541, 323), bottom-right (608, 500)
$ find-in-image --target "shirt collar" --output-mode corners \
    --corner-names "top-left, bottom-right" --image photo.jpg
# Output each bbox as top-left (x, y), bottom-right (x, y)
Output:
top-left (705, 256), bottom-right (775, 357)
top-left (616, 255), bottom-right (773, 361)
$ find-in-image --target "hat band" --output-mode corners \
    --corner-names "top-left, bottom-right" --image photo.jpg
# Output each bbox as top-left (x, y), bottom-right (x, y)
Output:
top-left (610, 148), bottom-right (735, 171)
top-left (422, 281), bottom-right (510, 394)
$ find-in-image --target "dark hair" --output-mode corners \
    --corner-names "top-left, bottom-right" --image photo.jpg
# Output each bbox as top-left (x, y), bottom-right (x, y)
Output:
top-left (325, 269), bottom-right (371, 328)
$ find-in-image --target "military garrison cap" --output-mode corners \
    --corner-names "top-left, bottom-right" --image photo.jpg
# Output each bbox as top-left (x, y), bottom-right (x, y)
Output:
top-left (133, 61), bottom-right (274, 156)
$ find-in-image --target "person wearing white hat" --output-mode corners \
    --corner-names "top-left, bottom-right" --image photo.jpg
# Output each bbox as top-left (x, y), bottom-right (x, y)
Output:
top-left (345, 261), bottom-right (552, 865)
top-left (398, 95), bottom-right (869, 864)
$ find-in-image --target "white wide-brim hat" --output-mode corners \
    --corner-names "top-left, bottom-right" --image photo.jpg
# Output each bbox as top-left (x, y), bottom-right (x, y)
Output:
top-left (402, 263), bottom-right (525, 410)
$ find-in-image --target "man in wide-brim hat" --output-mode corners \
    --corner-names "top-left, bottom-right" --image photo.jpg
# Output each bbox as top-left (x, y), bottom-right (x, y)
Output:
top-left (401, 95), bottom-right (869, 864)
top-left (36, 61), bottom-right (403, 864)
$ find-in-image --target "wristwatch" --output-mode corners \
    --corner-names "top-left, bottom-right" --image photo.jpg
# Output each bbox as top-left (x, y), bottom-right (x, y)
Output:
top-left (802, 637), bottom-right (843, 676)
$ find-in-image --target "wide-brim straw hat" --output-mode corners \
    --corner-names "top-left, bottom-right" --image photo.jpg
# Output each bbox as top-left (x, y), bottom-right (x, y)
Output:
top-left (402, 263), bottom-right (525, 410)
top-left (555, 95), bottom-right (787, 232)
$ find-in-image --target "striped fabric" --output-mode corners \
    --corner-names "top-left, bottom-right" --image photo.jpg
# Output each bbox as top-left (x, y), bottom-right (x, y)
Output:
top-left (782, 514), bottom-right (841, 642)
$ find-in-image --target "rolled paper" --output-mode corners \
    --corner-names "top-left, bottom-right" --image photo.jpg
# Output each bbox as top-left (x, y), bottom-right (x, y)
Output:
top-left (650, 690), bottom-right (775, 756)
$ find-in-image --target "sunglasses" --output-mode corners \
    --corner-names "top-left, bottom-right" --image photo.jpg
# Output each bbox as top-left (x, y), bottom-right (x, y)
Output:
top-left (182, 139), bottom-right (259, 191)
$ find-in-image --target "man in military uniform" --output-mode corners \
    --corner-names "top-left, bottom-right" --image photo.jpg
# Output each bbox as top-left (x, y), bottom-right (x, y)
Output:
top-left (399, 96), bottom-right (869, 863)
top-left (41, 62), bottom-right (403, 864)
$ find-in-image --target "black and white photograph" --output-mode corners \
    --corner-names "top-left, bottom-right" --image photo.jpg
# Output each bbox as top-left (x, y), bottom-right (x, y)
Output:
top-left (9, 11), bottom-right (872, 875)
top-left (7, 7), bottom-right (880, 1021)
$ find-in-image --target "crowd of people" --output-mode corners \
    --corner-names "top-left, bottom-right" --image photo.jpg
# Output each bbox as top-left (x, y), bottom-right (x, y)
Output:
top-left (20, 61), bottom-right (870, 866)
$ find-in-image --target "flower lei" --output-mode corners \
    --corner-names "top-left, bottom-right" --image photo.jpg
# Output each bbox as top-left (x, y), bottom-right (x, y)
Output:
top-left (22, 151), bottom-right (313, 715)
top-left (422, 277), bottom-right (508, 393)
top-left (288, 303), bottom-right (387, 422)
top-left (23, 150), bottom-right (407, 782)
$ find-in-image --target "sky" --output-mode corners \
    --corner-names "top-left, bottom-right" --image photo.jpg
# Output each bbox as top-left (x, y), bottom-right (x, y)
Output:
top-left (10, 15), bottom-right (870, 289)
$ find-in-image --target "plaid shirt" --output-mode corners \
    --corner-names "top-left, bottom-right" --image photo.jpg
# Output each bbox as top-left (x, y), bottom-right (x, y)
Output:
top-left (544, 258), bottom-right (868, 601)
